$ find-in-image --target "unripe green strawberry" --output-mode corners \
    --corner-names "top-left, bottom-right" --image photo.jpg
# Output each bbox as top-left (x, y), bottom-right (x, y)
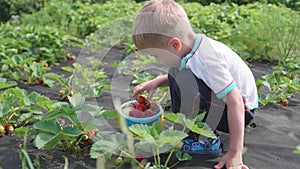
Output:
top-left (115, 157), bottom-right (123, 165)
top-left (82, 134), bottom-right (89, 140)
top-left (0, 125), bottom-right (4, 133)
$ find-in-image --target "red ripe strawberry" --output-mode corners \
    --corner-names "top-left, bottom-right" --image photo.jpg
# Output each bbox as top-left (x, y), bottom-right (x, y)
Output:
top-left (65, 39), bottom-right (70, 43)
top-left (150, 102), bottom-right (159, 112)
top-left (134, 55), bottom-right (139, 60)
top-left (132, 109), bottom-right (143, 118)
top-left (66, 54), bottom-right (74, 60)
top-left (135, 154), bottom-right (143, 162)
top-left (38, 79), bottom-right (44, 84)
top-left (5, 124), bottom-right (14, 132)
top-left (129, 110), bottom-right (134, 117)
top-left (281, 101), bottom-right (289, 106)
top-left (87, 129), bottom-right (97, 137)
top-left (135, 103), bottom-right (146, 111)
top-left (137, 96), bottom-right (146, 103)
top-left (86, 129), bottom-right (97, 144)
top-left (144, 109), bottom-right (154, 117)
top-left (144, 100), bottom-right (151, 109)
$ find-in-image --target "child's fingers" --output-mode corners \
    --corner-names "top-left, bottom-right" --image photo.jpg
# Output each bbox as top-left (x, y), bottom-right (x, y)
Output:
top-left (214, 159), bottom-right (226, 169)
top-left (241, 164), bottom-right (249, 169)
top-left (147, 90), bottom-right (154, 100)
top-left (132, 86), bottom-right (142, 98)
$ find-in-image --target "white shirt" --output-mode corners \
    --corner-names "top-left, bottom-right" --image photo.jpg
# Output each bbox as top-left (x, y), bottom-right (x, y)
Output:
top-left (184, 34), bottom-right (258, 109)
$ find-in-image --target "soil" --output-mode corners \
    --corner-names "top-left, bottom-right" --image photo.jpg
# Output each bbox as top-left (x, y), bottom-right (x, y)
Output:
top-left (0, 47), bottom-right (299, 169)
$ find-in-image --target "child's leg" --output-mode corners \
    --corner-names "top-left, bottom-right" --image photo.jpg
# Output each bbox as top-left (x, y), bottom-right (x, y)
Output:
top-left (168, 68), bottom-right (229, 133)
top-left (168, 68), bottom-right (255, 133)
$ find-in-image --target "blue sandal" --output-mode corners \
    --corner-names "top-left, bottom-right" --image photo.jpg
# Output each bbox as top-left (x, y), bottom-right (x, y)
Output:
top-left (180, 136), bottom-right (222, 156)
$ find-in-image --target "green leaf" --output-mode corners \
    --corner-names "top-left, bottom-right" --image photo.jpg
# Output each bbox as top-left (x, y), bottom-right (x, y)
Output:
top-left (175, 151), bottom-right (192, 161)
top-left (62, 66), bottom-right (74, 73)
top-left (262, 80), bottom-right (271, 90)
top-left (68, 94), bottom-right (85, 110)
top-left (36, 95), bottom-right (56, 111)
top-left (0, 101), bottom-right (10, 117)
top-left (66, 112), bottom-right (80, 125)
top-left (101, 110), bottom-right (119, 120)
top-left (51, 102), bottom-right (70, 109)
top-left (44, 73), bottom-right (62, 82)
top-left (128, 124), bottom-right (153, 138)
top-left (274, 72), bottom-right (281, 84)
top-left (195, 110), bottom-right (206, 122)
top-left (183, 119), bottom-right (195, 130)
top-left (190, 122), bottom-right (216, 138)
top-left (34, 132), bottom-right (60, 149)
top-left (0, 78), bottom-right (17, 89)
top-left (42, 110), bottom-right (66, 121)
top-left (15, 127), bottom-right (37, 137)
top-left (157, 130), bottom-right (188, 147)
top-left (62, 126), bottom-right (82, 137)
top-left (23, 92), bottom-right (39, 106)
top-left (33, 120), bottom-right (61, 134)
top-left (18, 112), bottom-right (33, 123)
top-left (76, 104), bottom-right (101, 114)
top-left (164, 113), bottom-right (186, 126)
top-left (90, 140), bottom-right (118, 159)
top-left (151, 122), bottom-right (163, 137)
top-left (79, 121), bottom-right (97, 132)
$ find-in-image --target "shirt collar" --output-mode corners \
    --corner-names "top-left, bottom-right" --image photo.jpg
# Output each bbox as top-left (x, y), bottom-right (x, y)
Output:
top-left (178, 35), bottom-right (201, 70)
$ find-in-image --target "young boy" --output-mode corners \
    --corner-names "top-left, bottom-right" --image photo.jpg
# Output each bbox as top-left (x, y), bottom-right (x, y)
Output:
top-left (132, 0), bottom-right (257, 169)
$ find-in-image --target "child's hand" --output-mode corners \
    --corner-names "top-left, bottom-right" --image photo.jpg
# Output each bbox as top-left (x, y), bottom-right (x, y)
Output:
top-left (132, 74), bottom-right (168, 99)
top-left (214, 150), bottom-right (249, 169)
top-left (132, 80), bottom-right (157, 100)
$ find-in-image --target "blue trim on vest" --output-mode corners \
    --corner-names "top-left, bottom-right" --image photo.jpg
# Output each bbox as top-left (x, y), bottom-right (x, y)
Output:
top-left (254, 97), bottom-right (259, 109)
top-left (178, 35), bottom-right (201, 70)
top-left (216, 81), bottom-right (236, 99)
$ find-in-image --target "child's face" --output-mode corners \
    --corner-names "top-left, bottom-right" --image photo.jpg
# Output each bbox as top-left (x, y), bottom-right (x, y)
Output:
top-left (141, 37), bottom-right (183, 67)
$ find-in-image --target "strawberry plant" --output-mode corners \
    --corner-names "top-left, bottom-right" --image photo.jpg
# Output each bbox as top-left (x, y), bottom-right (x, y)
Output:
top-left (15, 94), bottom-right (118, 152)
top-left (90, 111), bottom-right (215, 168)
top-left (0, 23), bottom-right (81, 66)
top-left (44, 72), bottom-right (74, 101)
top-left (0, 86), bottom-right (57, 137)
top-left (256, 56), bottom-right (300, 106)
top-left (61, 59), bottom-right (111, 98)
top-left (1, 55), bottom-right (54, 86)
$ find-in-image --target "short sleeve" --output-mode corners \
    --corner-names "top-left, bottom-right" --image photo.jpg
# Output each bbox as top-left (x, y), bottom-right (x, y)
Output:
top-left (186, 36), bottom-right (235, 99)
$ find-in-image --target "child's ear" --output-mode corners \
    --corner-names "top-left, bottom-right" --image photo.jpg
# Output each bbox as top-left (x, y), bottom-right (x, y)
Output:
top-left (168, 37), bottom-right (182, 51)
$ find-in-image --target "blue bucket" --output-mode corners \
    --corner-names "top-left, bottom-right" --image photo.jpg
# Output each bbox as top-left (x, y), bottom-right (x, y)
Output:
top-left (120, 100), bottom-right (163, 127)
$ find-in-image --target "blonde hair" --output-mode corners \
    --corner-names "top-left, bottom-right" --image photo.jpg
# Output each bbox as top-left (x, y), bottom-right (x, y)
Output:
top-left (132, 0), bottom-right (193, 49)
